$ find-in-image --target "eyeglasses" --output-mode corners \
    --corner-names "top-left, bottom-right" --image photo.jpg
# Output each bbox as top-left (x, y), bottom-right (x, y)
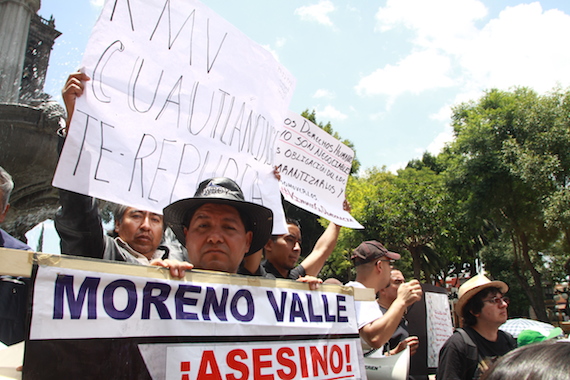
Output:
top-left (483, 296), bottom-right (510, 306)
top-left (377, 259), bottom-right (395, 266)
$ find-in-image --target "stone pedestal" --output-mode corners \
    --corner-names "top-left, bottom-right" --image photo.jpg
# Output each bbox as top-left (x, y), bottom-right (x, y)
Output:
top-left (0, 0), bottom-right (41, 103)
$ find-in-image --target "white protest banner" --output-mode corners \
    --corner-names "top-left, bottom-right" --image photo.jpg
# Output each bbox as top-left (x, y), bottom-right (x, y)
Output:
top-left (425, 292), bottom-right (454, 367)
top-left (25, 255), bottom-right (365, 379)
top-left (52, 0), bottom-right (295, 233)
top-left (275, 111), bottom-right (363, 228)
top-left (30, 266), bottom-right (358, 340)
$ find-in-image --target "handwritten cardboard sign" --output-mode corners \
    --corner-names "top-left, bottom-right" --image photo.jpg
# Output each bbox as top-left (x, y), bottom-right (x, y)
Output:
top-left (425, 291), bottom-right (454, 367)
top-left (24, 256), bottom-right (365, 379)
top-left (275, 111), bottom-right (363, 228)
top-left (52, 0), bottom-right (295, 233)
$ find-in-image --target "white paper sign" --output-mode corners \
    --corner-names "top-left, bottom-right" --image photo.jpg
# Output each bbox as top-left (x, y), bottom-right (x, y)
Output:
top-left (275, 111), bottom-right (363, 228)
top-left (425, 292), bottom-right (454, 367)
top-left (52, 0), bottom-right (295, 233)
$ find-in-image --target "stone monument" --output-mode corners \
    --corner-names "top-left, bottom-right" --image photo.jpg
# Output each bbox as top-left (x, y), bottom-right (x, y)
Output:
top-left (0, 0), bottom-right (64, 242)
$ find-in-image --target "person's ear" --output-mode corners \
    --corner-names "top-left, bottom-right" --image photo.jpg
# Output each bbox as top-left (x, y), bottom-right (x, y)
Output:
top-left (244, 231), bottom-right (253, 253)
top-left (114, 219), bottom-right (120, 234)
top-left (264, 239), bottom-right (274, 253)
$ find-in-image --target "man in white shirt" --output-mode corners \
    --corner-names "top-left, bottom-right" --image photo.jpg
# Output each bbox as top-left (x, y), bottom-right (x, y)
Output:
top-left (345, 240), bottom-right (422, 356)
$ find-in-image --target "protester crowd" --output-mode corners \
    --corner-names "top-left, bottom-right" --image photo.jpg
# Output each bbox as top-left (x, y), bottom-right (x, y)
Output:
top-left (1, 71), bottom-right (569, 379)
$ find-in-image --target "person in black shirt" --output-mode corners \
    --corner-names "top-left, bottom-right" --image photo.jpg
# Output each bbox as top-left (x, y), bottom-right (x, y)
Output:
top-left (437, 274), bottom-right (517, 380)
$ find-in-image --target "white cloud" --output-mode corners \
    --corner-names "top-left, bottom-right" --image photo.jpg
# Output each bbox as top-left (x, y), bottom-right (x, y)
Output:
top-left (295, 1), bottom-right (336, 27)
top-left (459, 3), bottom-right (570, 93)
top-left (313, 89), bottom-right (335, 99)
top-left (361, 1), bottom-right (570, 112)
top-left (427, 126), bottom-right (454, 155)
top-left (262, 44), bottom-right (280, 62)
top-left (388, 161), bottom-right (407, 174)
top-left (430, 104), bottom-right (452, 122)
top-left (355, 50), bottom-right (455, 99)
top-left (90, 0), bottom-right (104, 8)
top-left (375, 0), bottom-right (487, 52)
top-left (315, 105), bottom-right (348, 121)
top-left (275, 37), bottom-right (287, 48)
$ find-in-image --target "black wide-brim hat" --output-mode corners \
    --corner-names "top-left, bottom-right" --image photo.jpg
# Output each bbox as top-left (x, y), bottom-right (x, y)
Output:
top-left (163, 177), bottom-right (273, 255)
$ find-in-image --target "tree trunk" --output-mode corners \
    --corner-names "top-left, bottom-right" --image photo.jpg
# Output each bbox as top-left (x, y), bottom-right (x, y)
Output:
top-left (408, 245), bottom-right (423, 281)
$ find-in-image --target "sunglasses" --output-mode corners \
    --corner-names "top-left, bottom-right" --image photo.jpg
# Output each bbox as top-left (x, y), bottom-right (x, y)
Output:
top-left (483, 296), bottom-right (510, 306)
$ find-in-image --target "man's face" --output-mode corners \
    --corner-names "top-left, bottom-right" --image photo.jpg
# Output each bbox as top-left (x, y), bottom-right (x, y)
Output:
top-left (475, 291), bottom-right (509, 327)
top-left (265, 224), bottom-right (302, 272)
top-left (382, 269), bottom-right (405, 303)
top-left (115, 208), bottom-right (164, 257)
top-left (183, 203), bottom-right (252, 273)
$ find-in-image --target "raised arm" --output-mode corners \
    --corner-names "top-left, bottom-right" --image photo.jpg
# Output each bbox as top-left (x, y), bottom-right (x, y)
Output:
top-left (298, 221), bottom-right (341, 276)
top-left (298, 199), bottom-right (350, 276)
top-left (61, 71), bottom-right (90, 130)
top-left (359, 280), bottom-right (422, 349)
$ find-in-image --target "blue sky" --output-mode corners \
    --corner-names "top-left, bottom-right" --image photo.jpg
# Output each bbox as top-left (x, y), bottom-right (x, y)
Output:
top-left (29, 0), bottom-right (570, 252)
top-left (39, 0), bottom-right (570, 173)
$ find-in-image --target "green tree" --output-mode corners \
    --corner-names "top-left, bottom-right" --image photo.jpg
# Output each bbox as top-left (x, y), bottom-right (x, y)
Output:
top-left (443, 87), bottom-right (570, 321)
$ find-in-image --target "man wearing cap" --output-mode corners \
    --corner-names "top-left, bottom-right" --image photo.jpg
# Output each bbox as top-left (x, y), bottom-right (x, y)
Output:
top-left (163, 177), bottom-right (273, 274)
top-left (345, 240), bottom-right (422, 356)
top-left (436, 274), bottom-right (517, 380)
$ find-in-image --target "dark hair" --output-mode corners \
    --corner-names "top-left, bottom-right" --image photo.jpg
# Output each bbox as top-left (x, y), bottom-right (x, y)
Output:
top-left (481, 340), bottom-right (570, 380)
top-left (108, 204), bottom-right (166, 237)
top-left (270, 217), bottom-right (300, 241)
top-left (462, 287), bottom-right (502, 327)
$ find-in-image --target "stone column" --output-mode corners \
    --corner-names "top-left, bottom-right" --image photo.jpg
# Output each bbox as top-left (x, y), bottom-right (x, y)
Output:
top-left (0, 0), bottom-right (41, 103)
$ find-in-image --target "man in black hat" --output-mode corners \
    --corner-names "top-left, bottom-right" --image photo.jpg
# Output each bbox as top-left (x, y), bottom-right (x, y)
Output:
top-left (163, 177), bottom-right (273, 274)
top-left (345, 240), bottom-right (422, 356)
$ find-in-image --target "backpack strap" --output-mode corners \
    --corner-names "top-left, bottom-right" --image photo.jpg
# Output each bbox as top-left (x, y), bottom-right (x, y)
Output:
top-left (456, 328), bottom-right (481, 362)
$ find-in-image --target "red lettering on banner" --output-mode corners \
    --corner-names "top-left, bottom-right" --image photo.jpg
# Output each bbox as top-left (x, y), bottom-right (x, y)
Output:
top-left (345, 344), bottom-right (352, 372)
top-left (311, 345), bottom-right (328, 376)
top-left (298, 346), bottom-right (309, 378)
top-left (330, 344), bottom-right (343, 373)
top-left (181, 360), bottom-right (191, 380)
top-left (276, 347), bottom-right (296, 380)
top-left (176, 342), bottom-right (356, 379)
top-left (226, 349), bottom-right (249, 380)
top-left (252, 348), bottom-right (273, 380)
top-left (197, 350), bottom-right (222, 380)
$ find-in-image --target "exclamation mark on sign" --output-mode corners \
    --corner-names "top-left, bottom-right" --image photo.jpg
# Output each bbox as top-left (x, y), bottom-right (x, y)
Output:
top-left (345, 344), bottom-right (352, 372)
top-left (181, 361), bottom-right (191, 380)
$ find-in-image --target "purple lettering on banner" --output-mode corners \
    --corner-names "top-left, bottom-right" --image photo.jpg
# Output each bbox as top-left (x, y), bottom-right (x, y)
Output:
top-left (266, 290), bottom-right (287, 322)
top-left (290, 293), bottom-right (307, 322)
top-left (175, 284), bottom-right (201, 320)
top-left (306, 294), bottom-right (323, 322)
top-left (230, 289), bottom-right (254, 322)
top-left (202, 287), bottom-right (229, 321)
top-left (142, 281), bottom-right (172, 319)
top-left (322, 294), bottom-right (336, 322)
top-left (103, 279), bottom-right (137, 320)
top-left (337, 295), bottom-right (348, 323)
top-left (53, 275), bottom-right (101, 320)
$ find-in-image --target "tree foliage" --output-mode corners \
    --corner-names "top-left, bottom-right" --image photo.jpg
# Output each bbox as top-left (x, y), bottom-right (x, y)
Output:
top-left (442, 87), bottom-right (570, 321)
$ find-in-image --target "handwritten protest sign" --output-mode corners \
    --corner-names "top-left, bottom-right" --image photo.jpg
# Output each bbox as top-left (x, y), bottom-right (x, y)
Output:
top-left (425, 291), bottom-right (453, 367)
top-left (275, 111), bottom-right (363, 228)
top-left (24, 254), bottom-right (365, 379)
top-left (52, 0), bottom-right (295, 233)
